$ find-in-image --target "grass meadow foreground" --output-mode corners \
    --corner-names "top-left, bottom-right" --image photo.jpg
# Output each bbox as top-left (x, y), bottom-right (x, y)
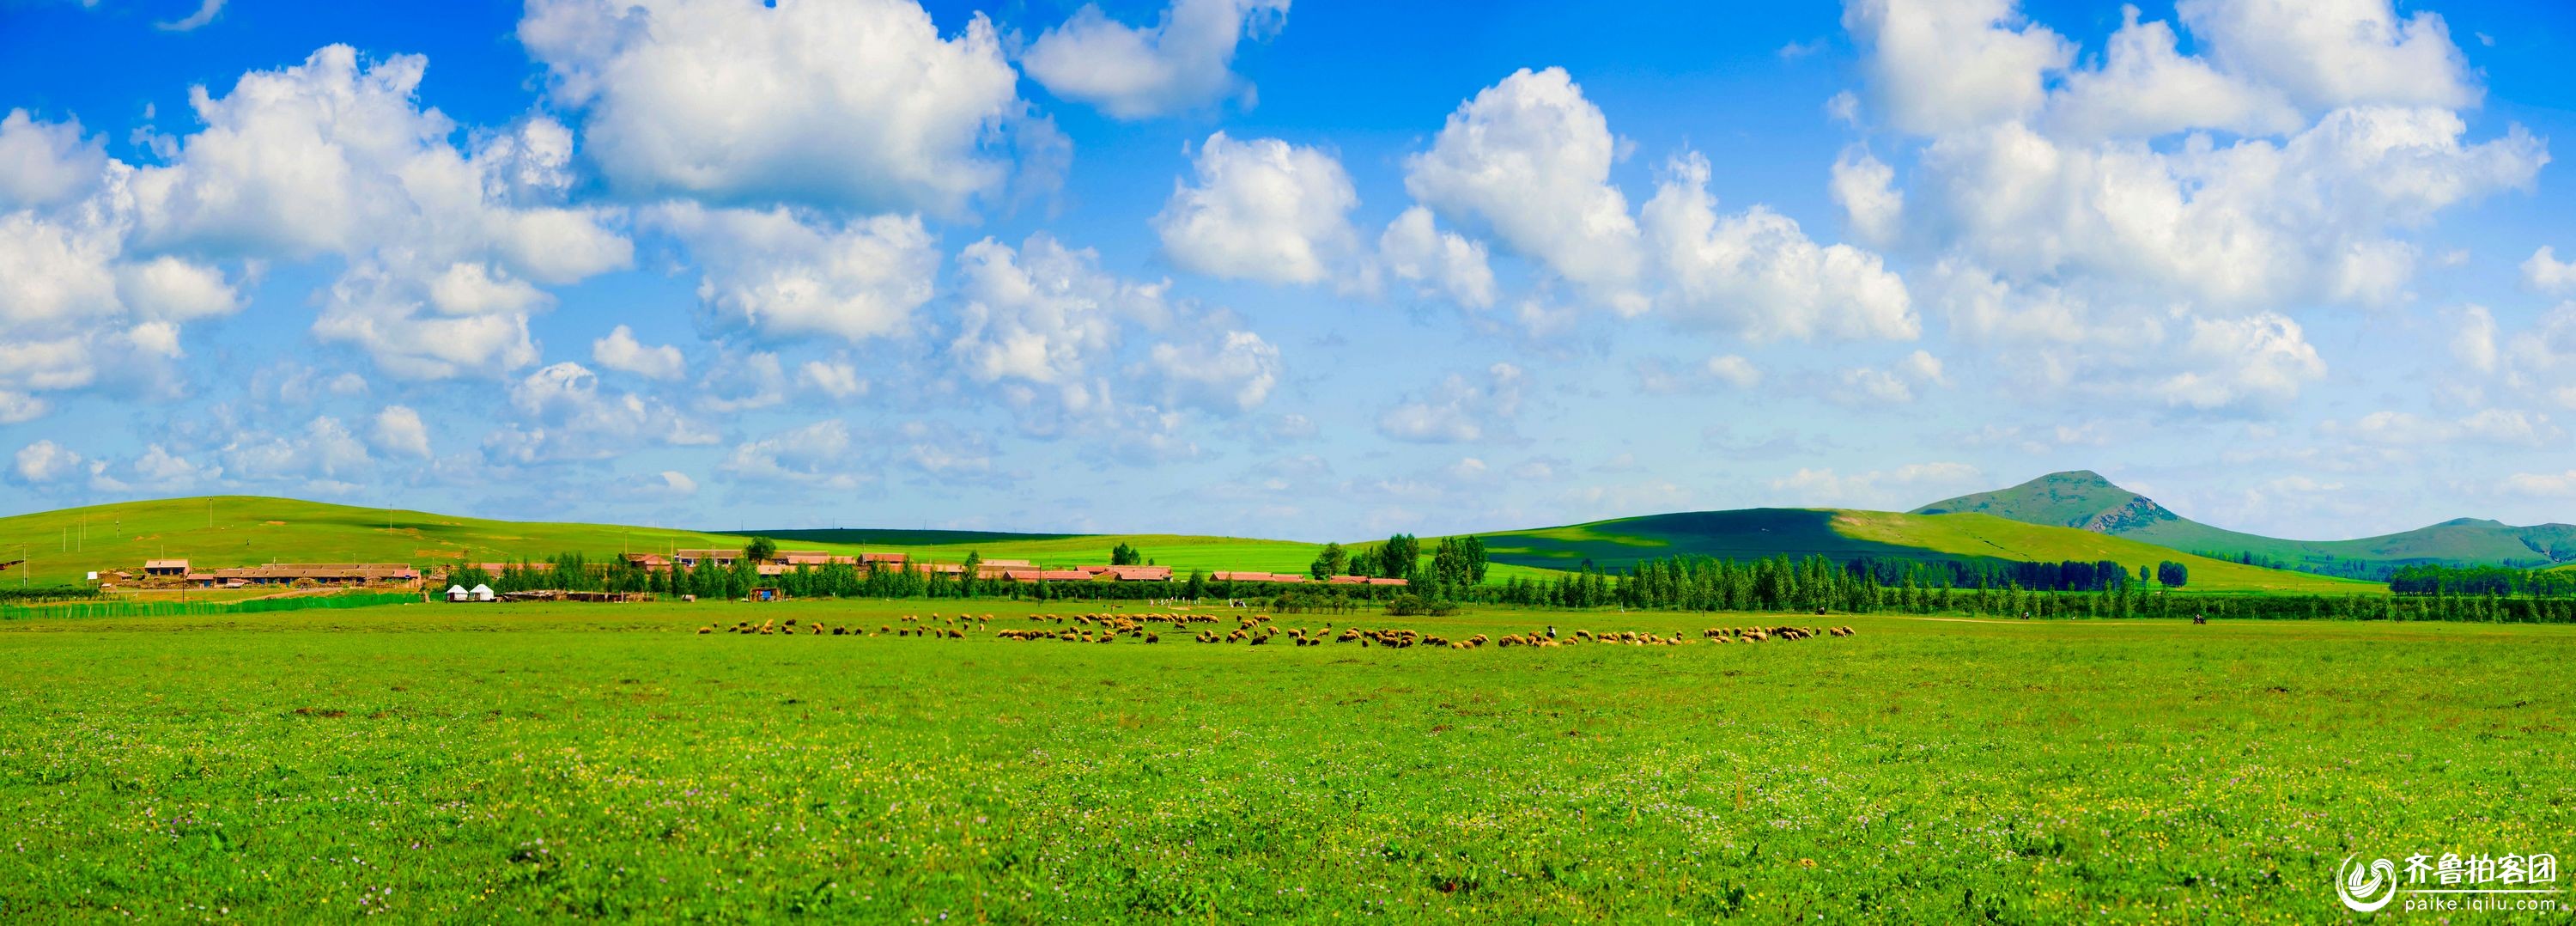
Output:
top-left (3, 601), bottom-right (2571, 921)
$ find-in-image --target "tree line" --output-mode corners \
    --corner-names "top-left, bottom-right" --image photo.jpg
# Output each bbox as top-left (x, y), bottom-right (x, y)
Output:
top-left (440, 538), bottom-right (2576, 624)
top-left (2389, 564), bottom-right (2576, 598)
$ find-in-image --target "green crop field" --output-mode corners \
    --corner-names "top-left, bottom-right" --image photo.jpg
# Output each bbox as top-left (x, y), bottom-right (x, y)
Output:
top-left (3, 599), bottom-right (2566, 920)
top-left (1474, 509), bottom-right (2378, 594)
top-left (0, 497), bottom-right (1563, 588)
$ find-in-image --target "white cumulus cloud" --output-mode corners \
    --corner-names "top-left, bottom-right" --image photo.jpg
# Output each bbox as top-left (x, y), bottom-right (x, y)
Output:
top-left (2527, 247), bottom-right (2576, 294)
top-left (653, 203), bottom-right (939, 344)
top-left (370, 405), bottom-right (432, 459)
top-left (10, 439), bottom-right (82, 484)
top-left (1154, 131), bottom-right (1357, 285)
top-left (1643, 152), bottom-right (1916, 341)
top-left (1405, 67), bottom-right (1643, 311)
top-left (591, 324), bottom-right (686, 381)
top-left (519, 0), bottom-right (1024, 215)
top-left (1377, 206), bottom-right (1496, 308)
top-left (1024, 0), bottom-right (1289, 120)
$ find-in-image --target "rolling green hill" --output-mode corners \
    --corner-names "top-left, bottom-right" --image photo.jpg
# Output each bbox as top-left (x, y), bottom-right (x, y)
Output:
top-left (1915, 471), bottom-right (2576, 576)
top-left (0, 497), bottom-right (1564, 587)
top-left (0, 492), bottom-right (2377, 594)
top-left (1470, 507), bottom-right (2375, 594)
top-left (0, 497), bottom-right (774, 586)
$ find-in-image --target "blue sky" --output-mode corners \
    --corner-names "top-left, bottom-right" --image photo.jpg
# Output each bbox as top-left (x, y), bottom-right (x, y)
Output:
top-left (3, 0), bottom-right (2573, 542)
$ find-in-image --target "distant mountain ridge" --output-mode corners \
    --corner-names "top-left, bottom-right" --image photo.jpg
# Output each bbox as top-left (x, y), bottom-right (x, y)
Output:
top-left (1912, 471), bottom-right (2576, 576)
top-left (1467, 506), bottom-right (2369, 594)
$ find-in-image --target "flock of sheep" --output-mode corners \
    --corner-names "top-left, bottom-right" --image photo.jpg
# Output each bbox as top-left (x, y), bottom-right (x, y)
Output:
top-left (698, 610), bottom-right (1859, 650)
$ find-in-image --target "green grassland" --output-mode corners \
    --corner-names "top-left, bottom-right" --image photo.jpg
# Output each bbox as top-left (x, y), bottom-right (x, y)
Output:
top-left (0, 497), bottom-right (1565, 587)
top-left (1475, 509), bottom-right (2378, 594)
top-left (2, 600), bottom-right (2566, 920)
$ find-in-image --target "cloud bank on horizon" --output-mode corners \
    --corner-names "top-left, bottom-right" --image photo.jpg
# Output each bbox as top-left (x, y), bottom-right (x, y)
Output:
top-left (0, 0), bottom-right (2571, 541)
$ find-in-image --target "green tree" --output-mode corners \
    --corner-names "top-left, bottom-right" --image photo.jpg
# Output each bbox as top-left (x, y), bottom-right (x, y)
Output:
top-left (1430, 536), bottom-right (1487, 588)
top-left (1110, 542), bottom-right (1143, 566)
top-left (743, 537), bottom-right (779, 564)
top-left (1378, 533), bottom-right (1419, 580)
top-left (2156, 561), bottom-right (2188, 588)
top-left (1309, 542), bottom-right (1348, 580)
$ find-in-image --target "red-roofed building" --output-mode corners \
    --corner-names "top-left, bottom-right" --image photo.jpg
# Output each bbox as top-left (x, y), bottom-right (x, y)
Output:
top-left (1326, 575), bottom-right (1370, 585)
top-left (1038, 570), bottom-right (1092, 582)
top-left (193, 564), bottom-right (422, 588)
top-left (673, 549), bottom-right (737, 568)
top-left (1107, 565), bottom-right (1173, 582)
top-left (1367, 577), bottom-right (1409, 586)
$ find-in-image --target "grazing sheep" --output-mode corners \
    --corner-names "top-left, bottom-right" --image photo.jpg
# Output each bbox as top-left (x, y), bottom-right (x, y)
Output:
top-left (696, 625), bottom-right (714, 635)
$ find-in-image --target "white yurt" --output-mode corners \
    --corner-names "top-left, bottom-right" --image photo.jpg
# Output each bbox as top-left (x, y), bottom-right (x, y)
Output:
top-left (471, 583), bottom-right (496, 602)
top-left (446, 584), bottom-right (470, 602)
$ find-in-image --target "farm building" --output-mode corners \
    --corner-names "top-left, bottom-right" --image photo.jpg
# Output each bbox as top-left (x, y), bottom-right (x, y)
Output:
top-left (445, 584), bottom-right (470, 602)
top-left (187, 564), bottom-right (422, 588)
top-left (672, 549), bottom-right (738, 568)
top-left (1104, 566), bottom-right (1174, 582)
top-left (650, 550), bottom-right (906, 570)
top-left (1213, 571), bottom-right (1308, 583)
top-left (144, 558), bottom-right (189, 577)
